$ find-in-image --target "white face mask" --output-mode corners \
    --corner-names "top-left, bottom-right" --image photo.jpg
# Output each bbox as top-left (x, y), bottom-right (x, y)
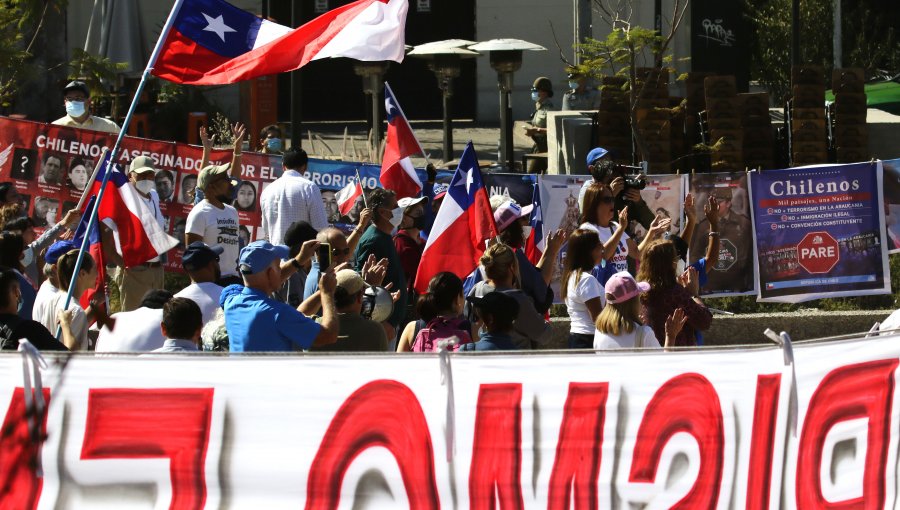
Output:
top-left (66, 100), bottom-right (86, 118)
top-left (21, 247), bottom-right (33, 268)
top-left (522, 225), bottom-right (533, 241)
top-left (675, 258), bottom-right (686, 277)
top-left (134, 180), bottom-right (154, 195)
top-left (531, 91), bottom-right (540, 102)
top-left (388, 207), bottom-right (404, 228)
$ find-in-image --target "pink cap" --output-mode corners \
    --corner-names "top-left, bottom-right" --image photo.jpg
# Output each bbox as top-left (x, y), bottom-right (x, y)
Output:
top-left (493, 202), bottom-right (533, 232)
top-left (604, 271), bottom-right (650, 304)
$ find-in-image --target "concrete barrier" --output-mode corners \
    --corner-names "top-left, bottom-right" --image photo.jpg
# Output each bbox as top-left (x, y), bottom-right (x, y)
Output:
top-left (545, 309), bottom-right (894, 348)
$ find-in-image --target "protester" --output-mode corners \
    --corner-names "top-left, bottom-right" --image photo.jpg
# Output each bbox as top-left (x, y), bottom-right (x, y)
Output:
top-left (594, 271), bottom-right (687, 349)
top-left (32, 240), bottom-right (75, 325)
top-left (37, 250), bottom-right (96, 350)
top-left (2, 216), bottom-right (39, 286)
top-left (524, 76), bottom-right (554, 173)
top-left (195, 124), bottom-right (246, 204)
top-left (393, 196), bottom-right (426, 297)
top-left (258, 124), bottom-right (284, 154)
top-left (39, 152), bottom-right (64, 186)
top-left (260, 148), bottom-right (329, 244)
top-left (186, 162), bottom-right (241, 285)
top-left (0, 201), bottom-right (78, 284)
top-left (637, 240), bottom-right (712, 347)
top-left (67, 157), bottom-right (91, 192)
top-left (149, 298), bottom-right (203, 353)
top-left (106, 156), bottom-right (169, 312)
top-left (51, 80), bottom-right (120, 133)
top-left (0, 184), bottom-right (25, 209)
top-left (222, 240), bottom-right (339, 352)
top-left (397, 272), bottom-right (471, 352)
top-left (578, 148), bottom-right (654, 230)
top-left (174, 242), bottom-right (225, 325)
top-left (489, 197), bottom-right (562, 314)
top-left (0, 232), bottom-right (37, 319)
top-left (579, 182), bottom-right (669, 277)
top-left (352, 188), bottom-right (407, 338)
top-left (459, 292), bottom-right (519, 351)
top-left (304, 210), bottom-right (373, 300)
top-left (275, 221), bottom-right (318, 307)
top-left (466, 243), bottom-right (550, 349)
top-left (0, 269), bottom-right (68, 351)
top-left (561, 229), bottom-right (605, 348)
top-left (311, 269), bottom-right (388, 352)
top-left (95, 290), bottom-right (173, 352)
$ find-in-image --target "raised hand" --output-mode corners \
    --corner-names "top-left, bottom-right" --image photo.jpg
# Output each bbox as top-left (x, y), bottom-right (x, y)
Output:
top-left (684, 193), bottom-right (696, 223)
top-left (664, 308), bottom-right (688, 346)
top-left (705, 195), bottom-right (719, 228)
top-left (231, 122), bottom-right (247, 153)
top-left (617, 205), bottom-right (629, 226)
top-left (199, 125), bottom-right (213, 150)
top-left (646, 214), bottom-right (671, 240)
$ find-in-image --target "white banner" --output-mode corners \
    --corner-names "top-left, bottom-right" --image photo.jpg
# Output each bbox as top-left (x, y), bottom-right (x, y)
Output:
top-left (2, 334), bottom-right (900, 508)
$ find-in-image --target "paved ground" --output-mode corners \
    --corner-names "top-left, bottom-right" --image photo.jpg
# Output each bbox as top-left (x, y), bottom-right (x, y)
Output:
top-left (300, 119), bottom-right (535, 170)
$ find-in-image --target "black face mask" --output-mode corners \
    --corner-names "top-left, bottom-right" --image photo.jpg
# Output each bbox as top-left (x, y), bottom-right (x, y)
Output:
top-left (408, 215), bottom-right (426, 230)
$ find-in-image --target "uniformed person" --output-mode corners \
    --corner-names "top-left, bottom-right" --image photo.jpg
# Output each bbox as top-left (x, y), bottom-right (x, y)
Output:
top-left (689, 186), bottom-right (753, 292)
top-left (562, 70), bottom-right (600, 111)
top-left (524, 77), bottom-right (555, 173)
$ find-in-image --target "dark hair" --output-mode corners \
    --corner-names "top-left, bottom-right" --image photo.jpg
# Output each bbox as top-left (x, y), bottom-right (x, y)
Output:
top-left (2, 216), bottom-right (33, 233)
top-left (589, 160), bottom-right (619, 184)
top-left (580, 182), bottom-right (612, 226)
top-left (260, 124), bottom-right (282, 139)
top-left (0, 268), bottom-right (18, 309)
top-left (499, 219), bottom-right (524, 249)
top-left (560, 228), bottom-right (600, 296)
top-left (42, 152), bottom-right (63, 165)
top-left (669, 234), bottom-right (688, 261)
top-left (367, 187), bottom-right (395, 211)
top-left (0, 232), bottom-right (24, 268)
top-left (416, 272), bottom-right (463, 321)
top-left (284, 221), bottom-right (318, 257)
top-left (140, 289), bottom-right (174, 309)
top-left (161, 297), bottom-right (202, 340)
top-left (57, 249), bottom-right (95, 292)
top-left (636, 239), bottom-right (677, 291)
top-left (155, 169), bottom-right (174, 183)
top-left (334, 286), bottom-right (363, 309)
top-left (0, 182), bottom-right (13, 203)
top-left (282, 148), bottom-right (308, 170)
top-left (68, 156), bottom-right (88, 172)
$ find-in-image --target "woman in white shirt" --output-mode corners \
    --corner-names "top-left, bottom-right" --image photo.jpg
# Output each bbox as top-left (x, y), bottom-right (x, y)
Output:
top-left (562, 229), bottom-right (605, 348)
top-left (41, 250), bottom-right (97, 350)
top-left (594, 271), bottom-right (686, 350)
top-left (578, 182), bottom-right (669, 276)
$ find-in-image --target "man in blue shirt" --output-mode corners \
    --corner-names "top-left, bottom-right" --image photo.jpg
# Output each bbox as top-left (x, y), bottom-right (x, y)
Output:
top-left (460, 292), bottom-right (519, 351)
top-left (221, 240), bottom-right (338, 352)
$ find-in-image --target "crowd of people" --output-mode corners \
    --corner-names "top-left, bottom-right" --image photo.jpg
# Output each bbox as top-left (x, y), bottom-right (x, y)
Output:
top-left (0, 80), bottom-right (723, 354)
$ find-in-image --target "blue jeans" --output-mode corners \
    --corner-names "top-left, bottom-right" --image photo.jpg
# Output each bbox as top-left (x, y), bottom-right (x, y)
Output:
top-left (568, 332), bottom-right (594, 349)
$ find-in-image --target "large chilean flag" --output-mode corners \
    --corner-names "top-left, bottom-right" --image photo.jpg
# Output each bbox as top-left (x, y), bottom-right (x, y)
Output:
top-left (152, 0), bottom-right (408, 85)
top-left (414, 143), bottom-right (497, 294)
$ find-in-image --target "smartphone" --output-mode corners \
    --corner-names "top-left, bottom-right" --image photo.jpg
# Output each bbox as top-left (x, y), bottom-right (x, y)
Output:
top-left (317, 242), bottom-right (332, 272)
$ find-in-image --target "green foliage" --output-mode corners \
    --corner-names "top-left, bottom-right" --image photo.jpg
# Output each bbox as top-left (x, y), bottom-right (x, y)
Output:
top-left (68, 48), bottom-right (128, 96)
top-left (574, 26), bottom-right (667, 80)
top-left (0, 8), bottom-right (29, 107)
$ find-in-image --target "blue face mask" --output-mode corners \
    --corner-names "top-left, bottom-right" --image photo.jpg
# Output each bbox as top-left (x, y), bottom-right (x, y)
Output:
top-left (531, 91), bottom-right (540, 102)
top-left (569, 80), bottom-right (580, 90)
top-left (66, 100), bottom-right (86, 118)
top-left (266, 138), bottom-right (283, 151)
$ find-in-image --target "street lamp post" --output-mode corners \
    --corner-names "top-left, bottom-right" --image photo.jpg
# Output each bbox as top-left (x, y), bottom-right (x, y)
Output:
top-left (469, 39), bottom-right (545, 171)
top-left (409, 40), bottom-right (479, 163)
top-left (353, 62), bottom-right (390, 154)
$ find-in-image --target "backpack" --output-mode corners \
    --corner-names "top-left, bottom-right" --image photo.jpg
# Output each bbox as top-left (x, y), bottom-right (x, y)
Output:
top-left (411, 316), bottom-right (472, 352)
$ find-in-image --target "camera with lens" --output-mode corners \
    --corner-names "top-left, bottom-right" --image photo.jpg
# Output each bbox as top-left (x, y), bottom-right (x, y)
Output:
top-left (623, 176), bottom-right (646, 190)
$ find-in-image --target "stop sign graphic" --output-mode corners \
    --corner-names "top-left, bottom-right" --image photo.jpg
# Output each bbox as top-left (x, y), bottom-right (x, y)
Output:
top-left (797, 231), bottom-right (840, 274)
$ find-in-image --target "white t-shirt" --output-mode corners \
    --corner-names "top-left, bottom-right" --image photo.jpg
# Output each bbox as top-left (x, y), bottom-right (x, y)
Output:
top-left (580, 222), bottom-right (630, 274)
top-left (565, 272), bottom-right (604, 334)
top-left (175, 281), bottom-right (224, 326)
top-left (95, 307), bottom-right (166, 352)
top-left (32, 280), bottom-right (59, 323)
top-left (185, 200), bottom-right (240, 276)
top-left (594, 323), bottom-right (662, 350)
top-left (37, 292), bottom-right (88, 350)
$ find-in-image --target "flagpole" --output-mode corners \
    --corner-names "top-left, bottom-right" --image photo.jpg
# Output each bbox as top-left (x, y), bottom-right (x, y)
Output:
top-left (384, 81), bottom-right (431, 166)
top-left (356, 168), bottom-right (368, 208)
top-left (57, 0), bottom-right (187, 340)
top-left (73, 148), bottom-right (108, 212)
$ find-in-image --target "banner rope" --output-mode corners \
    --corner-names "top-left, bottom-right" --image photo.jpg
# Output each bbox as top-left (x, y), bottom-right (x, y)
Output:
top-left (438, 337), bottom-right (458, 462)
top-left (18, 339), bottom-right (48, 477)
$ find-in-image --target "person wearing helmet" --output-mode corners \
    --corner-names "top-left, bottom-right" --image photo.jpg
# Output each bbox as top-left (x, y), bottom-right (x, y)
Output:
top-left (562, 68), bottom-right (600, 111)
top-left (524, 76), bottom-right (555, 173)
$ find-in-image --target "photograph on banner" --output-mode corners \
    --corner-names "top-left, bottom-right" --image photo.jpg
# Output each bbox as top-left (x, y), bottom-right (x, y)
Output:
top-left (482, 172), bottom-right (537, 207)
top-left (750, 162), bottom-right (890, 302)
top-left (539, 174), bottom-right (591, 302)
top-left (630, 174), bottom-right (686, 244)
top-left (884, 158), bottom-right (900, 252)
top-left (687, 172), bottom-right (756, 296)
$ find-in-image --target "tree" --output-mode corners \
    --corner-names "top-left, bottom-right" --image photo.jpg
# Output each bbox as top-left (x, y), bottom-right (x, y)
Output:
top-left (572, 0), bottom-right (690, 162)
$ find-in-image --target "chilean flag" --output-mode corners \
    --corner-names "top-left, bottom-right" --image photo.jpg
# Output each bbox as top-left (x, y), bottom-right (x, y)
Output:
top-left (381, 83), bottom-right (423, 199)
top-left (88, 161), bottom-right (179, 268)
top-left (336, 179), bottom-right (364, 216)
top-left (414, 143), bottom-right (497, 294)
top-left (152, 0), bottom-right (408, 85)
top-left (524, 181), bottom-right (545, 265)
top-left (74, 196), bottom-right (106, 310)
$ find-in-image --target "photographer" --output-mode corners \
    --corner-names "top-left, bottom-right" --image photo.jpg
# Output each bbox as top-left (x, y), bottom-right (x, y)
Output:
top-left (577, 147), bottom-right (655, 231)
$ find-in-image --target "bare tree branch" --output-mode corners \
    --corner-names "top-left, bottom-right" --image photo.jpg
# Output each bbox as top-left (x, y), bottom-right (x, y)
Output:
top-left (548, 20), bottom-right (576, 68)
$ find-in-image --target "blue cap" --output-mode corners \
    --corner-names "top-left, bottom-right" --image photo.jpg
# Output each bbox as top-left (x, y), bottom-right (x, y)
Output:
top-left (586, 147), bottom-right (609, 166)
top-left (182, 242), bottom-right (224, 272)
top-left (239, 240), bottom-right (290, 274)
top-left (45, 240), bottom-right (77, 265)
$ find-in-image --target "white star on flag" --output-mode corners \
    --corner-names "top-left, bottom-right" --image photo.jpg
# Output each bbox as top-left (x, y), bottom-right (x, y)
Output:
top-left (202, 13), bottom-right (236, 42)
top-left (466, 166), bottom-right (475, 194)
